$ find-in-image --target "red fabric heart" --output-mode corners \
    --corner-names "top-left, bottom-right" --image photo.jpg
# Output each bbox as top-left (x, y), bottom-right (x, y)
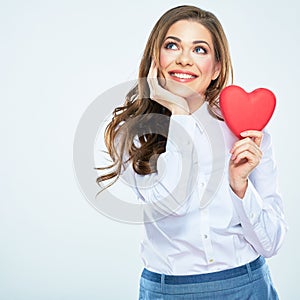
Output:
top-left (219, 85), bottom-right (276, 138)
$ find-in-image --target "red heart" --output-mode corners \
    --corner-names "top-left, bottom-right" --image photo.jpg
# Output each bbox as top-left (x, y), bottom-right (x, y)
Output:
top-left (219, 85), bottom-right (276, 138)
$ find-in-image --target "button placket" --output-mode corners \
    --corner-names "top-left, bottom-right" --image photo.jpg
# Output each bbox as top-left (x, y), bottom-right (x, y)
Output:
top-left (197, 177), bottom-right (206, 205)
top-left (200, 207), bottom-right (215, 264)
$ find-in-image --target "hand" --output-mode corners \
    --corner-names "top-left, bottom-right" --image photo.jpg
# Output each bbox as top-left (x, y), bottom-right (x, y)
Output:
top-left (229, 130), bottom-right (263, 198)
top-left (147, 60), bottom-right (190, 115)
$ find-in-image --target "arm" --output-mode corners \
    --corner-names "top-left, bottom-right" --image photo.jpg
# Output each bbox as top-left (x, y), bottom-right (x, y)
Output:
top-left (121, 61), bottom-right (199, 216)
top-left (229, 130), bottom-right (288, 257)
top-left (122, 114), bottom-right (199, 216)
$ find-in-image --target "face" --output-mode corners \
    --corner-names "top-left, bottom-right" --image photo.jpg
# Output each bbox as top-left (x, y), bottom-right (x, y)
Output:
top-left (159, 20), bottom-right (221, 99)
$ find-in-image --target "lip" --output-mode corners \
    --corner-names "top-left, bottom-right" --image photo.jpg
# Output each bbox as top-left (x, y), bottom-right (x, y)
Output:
top-left (168, 70), bottom-right (198, 83)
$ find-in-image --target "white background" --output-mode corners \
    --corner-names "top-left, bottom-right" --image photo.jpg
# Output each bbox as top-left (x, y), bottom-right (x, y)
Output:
top-left (1, 0), bottom-right (299, 299)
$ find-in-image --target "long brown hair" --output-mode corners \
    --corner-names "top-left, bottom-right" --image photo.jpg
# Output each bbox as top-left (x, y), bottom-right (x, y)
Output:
top-left (96, 5), bottom-right (233, 185)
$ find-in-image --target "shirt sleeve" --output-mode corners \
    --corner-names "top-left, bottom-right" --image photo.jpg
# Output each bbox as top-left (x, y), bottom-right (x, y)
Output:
top-left (229, 130), bottom-right (288, 257)
top-left (121, 114), bottom-right (198, 216)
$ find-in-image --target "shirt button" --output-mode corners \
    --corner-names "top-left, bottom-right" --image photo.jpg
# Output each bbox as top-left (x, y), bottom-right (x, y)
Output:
top-left (250, 213), bottom-right (255, 219)
top-left (204, 234), bottom-right (208, 239)
top-left (209, 259), bottom-right (214, 263)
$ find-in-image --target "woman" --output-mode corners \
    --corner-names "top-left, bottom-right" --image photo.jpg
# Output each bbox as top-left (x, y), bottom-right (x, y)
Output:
top-left (97, 5), bottom-right (287, 299)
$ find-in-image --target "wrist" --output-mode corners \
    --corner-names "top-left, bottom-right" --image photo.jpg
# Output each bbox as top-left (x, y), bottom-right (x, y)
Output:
top-left (170, 101), bottom-right (190, 115)
top-left (230, 178), bottom-right (248, 199)
top-left (171, 108), bottom-right (190, 115)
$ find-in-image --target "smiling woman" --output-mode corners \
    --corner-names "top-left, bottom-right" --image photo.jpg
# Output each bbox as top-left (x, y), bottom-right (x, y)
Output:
top-left (96, 5), bottom-right (287, 300)
top-left (159, 20), bottom-right (221, 109)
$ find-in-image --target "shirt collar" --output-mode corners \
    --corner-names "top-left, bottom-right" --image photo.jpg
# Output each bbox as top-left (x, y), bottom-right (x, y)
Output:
top-left (191, 101), bottom-right (210, 134)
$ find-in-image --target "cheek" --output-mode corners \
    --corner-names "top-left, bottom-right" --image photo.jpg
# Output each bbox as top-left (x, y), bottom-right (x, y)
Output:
top-left (196, 58), bottom-right (216, 76)
top-left (159, 49), bottom-right (174, 69)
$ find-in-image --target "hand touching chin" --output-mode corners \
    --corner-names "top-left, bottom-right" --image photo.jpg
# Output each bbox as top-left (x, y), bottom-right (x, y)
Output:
top-left (161, 78), bottom-right (200, 100)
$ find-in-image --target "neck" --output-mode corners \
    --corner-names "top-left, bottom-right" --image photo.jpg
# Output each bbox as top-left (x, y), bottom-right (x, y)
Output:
top-left (185, 93), bottom-right (205, 113)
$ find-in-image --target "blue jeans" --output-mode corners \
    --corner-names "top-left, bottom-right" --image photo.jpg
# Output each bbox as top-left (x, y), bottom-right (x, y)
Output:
top-left (139, 256), bottom-right (279, 299)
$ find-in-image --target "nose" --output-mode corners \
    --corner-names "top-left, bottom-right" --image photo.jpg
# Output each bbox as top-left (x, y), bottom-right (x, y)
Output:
top-left (175, 50), bottom-right (193, 66)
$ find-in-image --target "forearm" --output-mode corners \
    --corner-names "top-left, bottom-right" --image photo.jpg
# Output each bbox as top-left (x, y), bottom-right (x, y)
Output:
top-left (230, 180), bottom-right (287, 257)
top-left (124, 115), bottom-right (198, 215)
top-left (229, 130), bottom-right (287, 257)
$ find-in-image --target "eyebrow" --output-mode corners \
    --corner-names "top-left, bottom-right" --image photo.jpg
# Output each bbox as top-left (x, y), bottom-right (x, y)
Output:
top-left (165, 36), bottom-right (211, 49)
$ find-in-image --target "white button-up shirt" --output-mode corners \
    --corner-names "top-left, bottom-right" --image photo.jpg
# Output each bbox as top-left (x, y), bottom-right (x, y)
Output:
top-left (121, 102), bottom-right (287, 275)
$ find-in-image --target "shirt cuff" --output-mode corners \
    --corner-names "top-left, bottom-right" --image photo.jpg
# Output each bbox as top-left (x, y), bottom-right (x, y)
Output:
top-left (230, 180), bottom-right (264, 225)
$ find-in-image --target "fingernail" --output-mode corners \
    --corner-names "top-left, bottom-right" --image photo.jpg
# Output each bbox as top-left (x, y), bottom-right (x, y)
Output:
top-left (240, 131), bottom-right (247, 137)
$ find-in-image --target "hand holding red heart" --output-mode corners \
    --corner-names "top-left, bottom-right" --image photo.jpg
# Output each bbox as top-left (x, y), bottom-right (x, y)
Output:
top-left (220, 85), bottom-right (276, 198)
top-left (229, 130), bottom-right (263, 198)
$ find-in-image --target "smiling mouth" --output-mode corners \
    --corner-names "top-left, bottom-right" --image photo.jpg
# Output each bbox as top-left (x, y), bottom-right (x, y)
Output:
top-left (168, 71), bottom-right (198, 82)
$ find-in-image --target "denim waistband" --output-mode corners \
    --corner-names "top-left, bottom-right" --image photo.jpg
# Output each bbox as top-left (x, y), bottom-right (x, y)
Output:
top-left (141, 256), bottom-right (265, 284)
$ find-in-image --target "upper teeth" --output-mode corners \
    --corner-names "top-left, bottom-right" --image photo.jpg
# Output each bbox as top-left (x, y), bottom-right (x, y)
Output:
top-left (172, 73), bottom-right (195, 79)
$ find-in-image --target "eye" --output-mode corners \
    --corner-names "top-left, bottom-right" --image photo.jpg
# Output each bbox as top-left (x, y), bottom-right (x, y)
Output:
top-left (165, 42), bottom-right (178, 50)
top-left (194, 46), bottom-right (207, 54)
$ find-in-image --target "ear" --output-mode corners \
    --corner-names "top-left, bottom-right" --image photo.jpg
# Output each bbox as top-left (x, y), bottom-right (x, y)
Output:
top-left (212, 62), bottom-right (221, 80)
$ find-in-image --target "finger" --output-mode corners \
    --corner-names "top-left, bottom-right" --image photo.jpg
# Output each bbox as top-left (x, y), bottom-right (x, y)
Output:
top-left (240, 130), bottom-right (263, 147)
top-left (147, 60), bottom-right (157, 79)
top-left (147, 61), bottom-right (159, 93)
top-left (231, 143), bottom-right (262, 160)
top-left (230, 137), bottom-right (259, 154)
top-left (232, 150), bottom-right (261, 165)
top-left (231, 147), bottom-right (262, 162)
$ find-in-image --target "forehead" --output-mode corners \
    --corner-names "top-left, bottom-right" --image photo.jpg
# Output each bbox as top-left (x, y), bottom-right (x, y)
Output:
top-left (165, 20), bottom-right (213, 44)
